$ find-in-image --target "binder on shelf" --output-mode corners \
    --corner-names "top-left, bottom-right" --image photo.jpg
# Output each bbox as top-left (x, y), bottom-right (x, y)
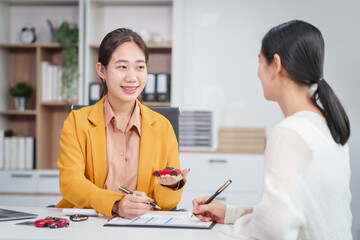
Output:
top-left (18, 137), bottom-right (26, 170)
top-left (144, 74), bottom-right (156, 102)
top-left (156, 74), bottom-right (170, 102)
top-left (89, 82), bottom-right (102, 105)
top-left (4, 137), bottom-right (11, 170)
top-left (10, 137), bottom-right (18, 170)
top-left (0, 130), bottom-right (12, 169)
top-left (25, 137), bottom-right (35, 170)
top-left (0, 130), bottom-right (3, 169)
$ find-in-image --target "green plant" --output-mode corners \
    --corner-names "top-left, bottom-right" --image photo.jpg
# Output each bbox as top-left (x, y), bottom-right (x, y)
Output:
top-left (56, 22), bottom-right (79, 109)
top-left (10, 82), bottom-right (33, 98)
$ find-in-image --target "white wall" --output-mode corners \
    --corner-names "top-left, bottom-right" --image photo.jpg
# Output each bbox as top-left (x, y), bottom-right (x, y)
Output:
top-left (10, 5), bottom-right (79, 43)
top-left (173, 0), bottom-right (360, 237)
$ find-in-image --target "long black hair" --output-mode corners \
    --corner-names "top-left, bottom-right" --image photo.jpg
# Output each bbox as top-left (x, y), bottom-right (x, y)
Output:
top-left (98, 28), bottom-right (149, 97)
top-left (261, 20), bottom-right (350, 145)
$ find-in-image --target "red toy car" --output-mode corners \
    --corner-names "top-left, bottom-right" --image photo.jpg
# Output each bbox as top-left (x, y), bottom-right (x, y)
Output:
top-left (152, 167), bottom-right (182, 176)
top-left (35, 216), bottom-right (69, 228)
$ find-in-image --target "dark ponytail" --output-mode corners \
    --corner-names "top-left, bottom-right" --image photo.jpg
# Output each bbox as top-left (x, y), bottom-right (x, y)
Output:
top-left (261, 20), bottom-right (350, 145)
top-left (311, 79), bottom-right (350, 145)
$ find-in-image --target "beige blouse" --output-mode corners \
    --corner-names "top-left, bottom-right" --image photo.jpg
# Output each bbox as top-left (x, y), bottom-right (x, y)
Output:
top-left (103, 97), bottom-right (141, 193)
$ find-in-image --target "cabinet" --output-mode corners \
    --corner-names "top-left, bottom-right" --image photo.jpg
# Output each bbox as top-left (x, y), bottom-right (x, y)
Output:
top-left (177, 153), bottom-right (264, 211)
top-left (0, 170), bottom-right (61, 207)
top-left (0, 0), bottom-right (173, 170)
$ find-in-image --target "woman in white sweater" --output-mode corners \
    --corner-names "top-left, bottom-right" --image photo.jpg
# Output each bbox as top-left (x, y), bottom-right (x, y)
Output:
top-left (192, 20), bottom-right (352, 240)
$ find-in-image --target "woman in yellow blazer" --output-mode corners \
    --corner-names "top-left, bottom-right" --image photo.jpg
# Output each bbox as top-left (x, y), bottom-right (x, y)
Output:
top-left (56, 28), bottom-right (189, 218)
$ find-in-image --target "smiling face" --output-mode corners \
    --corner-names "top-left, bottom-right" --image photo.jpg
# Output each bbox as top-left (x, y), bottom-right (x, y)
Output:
top-left (97, 41), bottom-right (148, 104)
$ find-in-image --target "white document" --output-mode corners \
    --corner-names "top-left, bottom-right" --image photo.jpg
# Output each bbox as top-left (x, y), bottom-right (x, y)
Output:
top-left (105, 211), bottom-right (214, 229)
top-left (62, 208), bottom-right (99, 216)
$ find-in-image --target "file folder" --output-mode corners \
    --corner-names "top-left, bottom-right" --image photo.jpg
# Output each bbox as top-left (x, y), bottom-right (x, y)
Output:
top-left (156, 73), bottom-right (170, 102)
top-left (144, 74), bottom-right (156, 101)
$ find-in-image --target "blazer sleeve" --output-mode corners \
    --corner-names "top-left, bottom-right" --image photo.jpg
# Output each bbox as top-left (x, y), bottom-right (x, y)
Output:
top-left (152, 118), bottom-right (186, 210)
top-left (56, 111), bottom-right (124, 217)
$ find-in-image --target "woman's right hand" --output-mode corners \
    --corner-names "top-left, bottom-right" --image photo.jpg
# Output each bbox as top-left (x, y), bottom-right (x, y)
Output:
top-left (113, 191), bottom-right (153, 219)
top-left (192, 196), bottom-right (227, 223)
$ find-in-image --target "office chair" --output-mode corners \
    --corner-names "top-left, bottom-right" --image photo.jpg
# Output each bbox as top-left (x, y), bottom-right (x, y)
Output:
top-left (71, 105), bottom-right (180, 142)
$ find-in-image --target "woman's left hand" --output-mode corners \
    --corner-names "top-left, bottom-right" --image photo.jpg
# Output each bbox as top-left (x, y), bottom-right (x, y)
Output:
top-left (157, 168), bottom-right (190, 188)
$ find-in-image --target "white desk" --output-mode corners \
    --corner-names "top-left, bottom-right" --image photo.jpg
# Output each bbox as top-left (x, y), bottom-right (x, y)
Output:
top-left (0, 206), bottom-right (236, 240)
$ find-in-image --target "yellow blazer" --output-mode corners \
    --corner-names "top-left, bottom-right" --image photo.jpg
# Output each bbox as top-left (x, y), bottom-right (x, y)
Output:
top-left (56, 97), bottom-right (184, 217)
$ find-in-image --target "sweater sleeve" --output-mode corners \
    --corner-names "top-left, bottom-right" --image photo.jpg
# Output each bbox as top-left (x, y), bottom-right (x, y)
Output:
top-left (224, 205), bottom-right (252, 224)
top-left (222, 125), bottom-right (308, 239)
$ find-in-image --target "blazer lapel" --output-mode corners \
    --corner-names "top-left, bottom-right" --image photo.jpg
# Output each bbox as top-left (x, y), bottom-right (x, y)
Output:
top-left (137, 102), bottom-right (159, 192)
top-left (88, 98), bottom-right (107, 188)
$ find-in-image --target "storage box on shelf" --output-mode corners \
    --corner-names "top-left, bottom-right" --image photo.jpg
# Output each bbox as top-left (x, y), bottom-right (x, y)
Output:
top-left (177, 153), bottom-right (264, 211)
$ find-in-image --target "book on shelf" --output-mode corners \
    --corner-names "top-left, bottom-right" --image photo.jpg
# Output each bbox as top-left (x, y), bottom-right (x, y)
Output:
top-left (3, 137), bottom-right (11, 170)
top-left (0, 130), bottom-right (12, 170)
top-left (41, 61), bottom-right (67, 102)
top-left (10, 137), bottom-right (17, 170)
top-left (25, 137), bottom-right (35, 170)
top-left (0, 134), bottom-right (35, 170)
top-left (17, 137), bottom-right (26, 170)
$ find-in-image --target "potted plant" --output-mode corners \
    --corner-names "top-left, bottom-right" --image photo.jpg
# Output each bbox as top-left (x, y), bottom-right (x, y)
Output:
top-left (9, 82), bottom-right (33, 111)
top-left (56, 21), bottom-right (79, 111)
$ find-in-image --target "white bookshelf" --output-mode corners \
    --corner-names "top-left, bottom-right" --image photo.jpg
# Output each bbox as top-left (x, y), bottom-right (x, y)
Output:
top-left (0, 0), bottom-right (83, 169)
top-left (83, 0), bottom-right (173, 104)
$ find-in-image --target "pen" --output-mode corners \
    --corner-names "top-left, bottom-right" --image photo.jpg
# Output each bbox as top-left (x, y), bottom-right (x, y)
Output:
top-left (191, 179), bottom-right (232, 218)
top-left (118, 186), bottom-right (161, 210)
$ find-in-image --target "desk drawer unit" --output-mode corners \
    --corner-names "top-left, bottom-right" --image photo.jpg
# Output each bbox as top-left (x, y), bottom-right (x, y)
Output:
top-left (178, 153), bottom-right (264, 210)
top-left (0, 170), bottom-right (61, 207)
top-left (0, 171), bottom-right (37, 193)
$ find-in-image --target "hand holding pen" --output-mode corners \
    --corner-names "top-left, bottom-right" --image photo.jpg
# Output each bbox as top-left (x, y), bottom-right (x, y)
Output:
top-left (112, 186), bottom-right (160, 219)
top-left (118, 186), bottom-right (161, 210)
top-left (191, 180), bottom-right (232, 224)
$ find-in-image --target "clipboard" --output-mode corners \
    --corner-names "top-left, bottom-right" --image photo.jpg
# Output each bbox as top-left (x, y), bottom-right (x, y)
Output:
top-left (104, 211), bottom-right (216, 230)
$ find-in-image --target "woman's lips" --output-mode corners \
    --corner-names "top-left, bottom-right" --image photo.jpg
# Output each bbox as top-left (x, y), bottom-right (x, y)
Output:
top-left (121, 86), bottom-right (138, 94)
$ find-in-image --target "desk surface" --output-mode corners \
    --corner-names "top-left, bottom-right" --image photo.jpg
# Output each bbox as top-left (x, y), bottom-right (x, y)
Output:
top-left (0, 206), bottom-right (235, 240)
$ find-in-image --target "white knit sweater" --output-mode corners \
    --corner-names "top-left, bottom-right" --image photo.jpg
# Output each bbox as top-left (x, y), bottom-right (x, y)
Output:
top-left (222, 111), bottom-right (352, 240)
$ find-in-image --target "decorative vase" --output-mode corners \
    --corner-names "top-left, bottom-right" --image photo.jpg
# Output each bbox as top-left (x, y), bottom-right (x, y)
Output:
top-left (14, 96), bottom-right (25, 111)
